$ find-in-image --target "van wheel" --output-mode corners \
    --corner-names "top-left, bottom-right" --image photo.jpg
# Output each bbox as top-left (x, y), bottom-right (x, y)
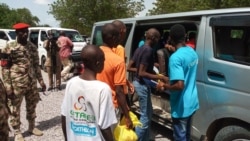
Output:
top-left (41, 56), bottom-right (47, 72)
top-left (214, 125), bottom-right (250, 141)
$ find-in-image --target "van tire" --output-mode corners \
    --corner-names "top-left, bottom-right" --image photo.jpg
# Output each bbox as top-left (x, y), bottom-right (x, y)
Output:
top-left (41, 56), bottom-right (47, 72)
top-left (214, 125), bottom-right (250, 141)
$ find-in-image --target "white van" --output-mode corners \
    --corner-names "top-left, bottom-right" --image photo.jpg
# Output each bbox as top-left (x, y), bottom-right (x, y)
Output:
top-left (91, 8), bottom-right (250, 141)
top-left (28, 27), bottom-right (87, 71)
top-left (0, 29), bottom-right (16, 50)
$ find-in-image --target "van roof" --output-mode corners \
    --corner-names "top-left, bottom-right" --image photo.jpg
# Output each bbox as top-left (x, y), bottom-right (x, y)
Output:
top-left (94, 8), bottom-right (250, 25)
top-left (0, 29), bottom-right (15, 31)
top-left (28, 27), bottom-right (77, 31)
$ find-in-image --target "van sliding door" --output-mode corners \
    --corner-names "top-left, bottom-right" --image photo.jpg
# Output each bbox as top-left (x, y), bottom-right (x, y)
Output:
top-left (203, 14), bottom-right (250, 137)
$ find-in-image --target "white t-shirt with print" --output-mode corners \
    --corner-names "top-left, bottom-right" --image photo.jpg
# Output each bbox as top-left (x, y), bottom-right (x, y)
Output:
top-left (61, 76), bottom-right (117, 141)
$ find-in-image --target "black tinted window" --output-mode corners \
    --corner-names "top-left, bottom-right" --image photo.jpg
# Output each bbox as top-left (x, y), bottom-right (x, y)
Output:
top-left (53, 30), bottom-right (84, 42)
top-left (8, 31), bottom-right (16, 40)
top-left (212, 15), bottom-right (250, 64)
top-left (92, 24), bottom-right (133, 47)
top-left (214, 26), bottom-right (250, 64)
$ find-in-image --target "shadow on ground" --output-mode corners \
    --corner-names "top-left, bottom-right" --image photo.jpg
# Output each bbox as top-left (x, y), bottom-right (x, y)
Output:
top-left (17, 115), bottom-right (62, 138)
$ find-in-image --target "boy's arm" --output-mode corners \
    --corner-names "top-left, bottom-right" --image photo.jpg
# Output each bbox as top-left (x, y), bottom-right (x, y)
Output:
top-left (138, 64), bottom-right (168, 81)
top-left (157, 80), bottom-right (184, 91)
top-left (115, 62), bottom-right (133, 129)
top-left (101, 127), bottom-right (114, 141)
top-left (115, 85), bottom-right (133, 129)
top-left (127, 60), bottom-right (137, 72)
top-left (61, 115), bottom-right (67, 141)
top-left (126, 79), bottom-right (134, 94)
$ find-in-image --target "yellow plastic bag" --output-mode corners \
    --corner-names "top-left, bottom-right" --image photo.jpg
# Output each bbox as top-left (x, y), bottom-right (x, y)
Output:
top-left (114, 111), bottom-right (142, 141)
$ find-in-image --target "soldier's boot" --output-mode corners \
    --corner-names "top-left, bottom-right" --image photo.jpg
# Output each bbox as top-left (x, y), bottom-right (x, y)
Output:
top-left (47, 87), bottom-right (53, 91)
top-left (28, 121), bottom-right (43, 136)
top-left (14, 130), bottom-right (24, 141)
top-left (15, 133), bottom-right (24, 141)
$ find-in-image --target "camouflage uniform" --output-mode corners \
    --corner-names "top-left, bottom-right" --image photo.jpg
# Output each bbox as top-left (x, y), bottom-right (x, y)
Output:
top-left (0, 78), bottom-right (9, 141)
top-left (1, 40), bottom-right (44, 134)
top-left (43, 39), bottom-right (61, 89)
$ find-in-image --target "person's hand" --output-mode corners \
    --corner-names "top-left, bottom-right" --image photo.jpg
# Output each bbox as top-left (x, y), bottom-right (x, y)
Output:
top-left (127, 81), bottom-right (135, 94)
top-left (158, 74), bottom-right (169, 83)
top-left (40, 81), bottom-right (46, 92)
top-left (165, 44), bottom-right (175, 52)
top-left (156, 81), bottom-right (165, 91)
top-left (124, 116), bottom-right (133, 129)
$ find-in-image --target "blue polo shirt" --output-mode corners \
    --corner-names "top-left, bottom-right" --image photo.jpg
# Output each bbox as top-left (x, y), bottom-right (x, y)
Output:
top-left (169, 46), bottom-right (199, 118)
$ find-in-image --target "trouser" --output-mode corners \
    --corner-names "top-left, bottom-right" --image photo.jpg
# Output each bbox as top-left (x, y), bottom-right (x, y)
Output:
top-left (46, 66), bottom-right (61, 88)
top-left (61, 58), bottom-right (73, 80)
top-left (172, 114), bottom-right (193, 141)
top-left (8, 83), bottom-right (40, 134)
top-left (133, 80), bottom-right (153, 141)
top-left (0, 104), bottom-right (9, 140)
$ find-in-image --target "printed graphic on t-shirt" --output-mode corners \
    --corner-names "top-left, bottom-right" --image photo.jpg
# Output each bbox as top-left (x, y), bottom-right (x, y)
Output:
top-left (70, 96), bottom-right (96, 137)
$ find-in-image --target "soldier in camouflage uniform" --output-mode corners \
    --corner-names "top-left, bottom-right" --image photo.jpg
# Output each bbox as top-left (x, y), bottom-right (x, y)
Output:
top-left (0, 23), bottom-right (46, 141)
top-left (0, 78), bottom-right (10, 141)
top-left (43, 30), bottom-right (62, 91)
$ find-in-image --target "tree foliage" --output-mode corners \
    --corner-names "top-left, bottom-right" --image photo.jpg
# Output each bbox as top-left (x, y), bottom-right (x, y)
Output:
top-left (49, 0), bottom-right (145, 35)
top-left (0, 3), bottom-right (40, 28)
top-left (148, 0), bottom-right (250, 15)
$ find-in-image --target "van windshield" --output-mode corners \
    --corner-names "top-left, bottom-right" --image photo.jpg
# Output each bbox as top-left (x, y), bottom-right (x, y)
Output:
top-left (53, 30), bottom-right (84, 42)
top-left (8, 31), bottom-right (16, 40)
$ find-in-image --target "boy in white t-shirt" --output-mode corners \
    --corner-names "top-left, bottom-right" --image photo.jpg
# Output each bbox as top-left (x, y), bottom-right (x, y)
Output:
top-left (61, 45), bottom-right (117, 141)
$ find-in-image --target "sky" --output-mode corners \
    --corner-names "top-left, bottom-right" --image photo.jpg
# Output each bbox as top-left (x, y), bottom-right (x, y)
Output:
top-left (1, 0), bottom-right (155, 27)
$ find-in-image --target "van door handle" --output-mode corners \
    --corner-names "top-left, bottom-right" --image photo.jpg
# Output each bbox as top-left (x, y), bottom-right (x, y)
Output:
top-left (207, 70), bottom-right (225, 78)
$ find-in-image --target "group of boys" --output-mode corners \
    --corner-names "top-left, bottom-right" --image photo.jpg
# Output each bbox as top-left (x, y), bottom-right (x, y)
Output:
top-left (0, 20), bottom-right (199, 141)
top-left (61, 20), bottom-right (199, 141)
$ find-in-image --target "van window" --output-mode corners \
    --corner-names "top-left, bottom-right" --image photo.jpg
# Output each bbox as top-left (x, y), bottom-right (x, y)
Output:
top-left (210, 15), bottom-right (250, 64)
top-left (213, 26), bottom-right (250, 64)
top-left (41, 31), bottom-right (47, 41)
top-left (7, 31), bottom-right (16, 40)
top-left (53, 30), bottom-right (84, 42)
top-left (0, 31), bottom-right (7, 40)
top-left (92, 24), bottom-right (133, 47)
top-left (30, 31), bottom-right (39, 46)
top-left (0, 30), bottom-right (15, 40)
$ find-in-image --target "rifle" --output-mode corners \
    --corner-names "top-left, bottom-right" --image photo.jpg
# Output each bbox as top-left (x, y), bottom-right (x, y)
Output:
top-left (49, 38), bottom-right (57, 91)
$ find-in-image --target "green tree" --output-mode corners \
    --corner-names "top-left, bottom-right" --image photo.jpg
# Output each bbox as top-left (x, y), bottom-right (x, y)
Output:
top-left (49, 0), bottom-right (145, 35)
top-left (147, 0), bottom-right (250, 15)
top-left (15, 8), bottom-right (40, 26)
top-left (0, 3), bottom-right (41, 28)
top-left (0, 3), bottom-right (13, 28)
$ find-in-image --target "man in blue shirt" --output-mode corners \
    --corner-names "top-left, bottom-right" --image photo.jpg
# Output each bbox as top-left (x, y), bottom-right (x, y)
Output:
top-left (157, 24), bottom-right (199, 141)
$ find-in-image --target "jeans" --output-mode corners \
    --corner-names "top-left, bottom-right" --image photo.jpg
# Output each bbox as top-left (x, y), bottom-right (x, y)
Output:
top-left (133, 80), bottom-right (153, 141)
top-left (172, 114), bottom-right (193, 141)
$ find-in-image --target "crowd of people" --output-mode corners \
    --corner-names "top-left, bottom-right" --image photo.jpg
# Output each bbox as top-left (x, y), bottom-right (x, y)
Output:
top-left (0, 20), bottom-right (199, 141)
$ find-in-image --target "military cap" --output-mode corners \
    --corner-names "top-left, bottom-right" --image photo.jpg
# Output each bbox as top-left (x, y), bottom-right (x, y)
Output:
top-left (12, 23), bottom-right (30, 30)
